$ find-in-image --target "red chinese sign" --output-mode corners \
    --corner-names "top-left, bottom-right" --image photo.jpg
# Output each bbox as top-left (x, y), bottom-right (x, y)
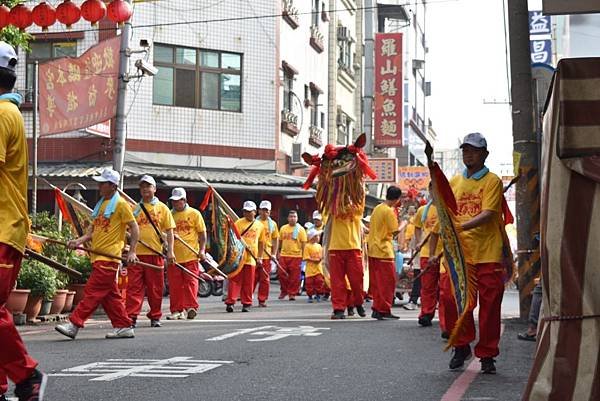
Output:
top-left (374, 33), bottom-right (403, 147)
top-left (39, 36), bottom-right (120, 136)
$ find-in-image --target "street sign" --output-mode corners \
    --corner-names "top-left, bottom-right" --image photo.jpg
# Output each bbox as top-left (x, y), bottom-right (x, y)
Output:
top-left (48, 357), bottom-right (233, 382)
top-left (365, 158), bottom-right (397, 183)
top-left (543, 0), bottom-right (600, 15)
top-left (206, 325), bottom-right (330, 342)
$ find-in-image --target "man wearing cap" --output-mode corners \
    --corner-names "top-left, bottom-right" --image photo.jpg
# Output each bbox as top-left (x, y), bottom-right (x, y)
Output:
top-left (254, 200), bottom-right (279, 307)
top-left (277, 210), bottom-right (307, 301)
top-left (126, 175), bottom-right (176, 328)
top-left (367, 186), bottom-right (402, 320)
top-left (56, 168), bottom-right (139, 342)
top-left (0, 41), bottom-right (47, 401)
top-left (312, 210), bottom-right (324, 230)
top-left (168, 188), bottom-right (206, 320)
top-left (226, 201), bottom-right (266, 312)
top-left (439, 132), bottom-right (505, 374)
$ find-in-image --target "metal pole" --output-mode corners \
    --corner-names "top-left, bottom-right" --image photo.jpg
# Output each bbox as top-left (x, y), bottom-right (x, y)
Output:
top-left (113, 3), bottom-right (132, 187)
top-left (32, 61), bottom-right (39, 216)
top-left (507, 0), bottom-right (540, 320)
top-left (363, 0), bottom-right (375, 153)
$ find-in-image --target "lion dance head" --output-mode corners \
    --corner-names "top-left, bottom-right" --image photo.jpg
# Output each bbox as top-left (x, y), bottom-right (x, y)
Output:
top-left (302, 133), bottom-right (377, 218)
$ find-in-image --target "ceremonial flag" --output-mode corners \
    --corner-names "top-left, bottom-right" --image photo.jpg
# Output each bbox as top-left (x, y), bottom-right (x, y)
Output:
top-left (52, 186), bottom-right (93, 237)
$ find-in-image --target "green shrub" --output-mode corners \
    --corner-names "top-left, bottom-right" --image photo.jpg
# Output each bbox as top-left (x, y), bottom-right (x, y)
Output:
top-left (17, 259), bottom-right (58, 299)
top-left (67, 253), bottom-right (92, 285)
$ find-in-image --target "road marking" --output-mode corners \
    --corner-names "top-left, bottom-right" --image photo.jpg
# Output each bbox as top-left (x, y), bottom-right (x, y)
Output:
top-left (440, 324), bottom-right (505, 401)
top-left (48, 357), bottom-right (233, 382)
top-left (206, 325), bottom-right (330, 342)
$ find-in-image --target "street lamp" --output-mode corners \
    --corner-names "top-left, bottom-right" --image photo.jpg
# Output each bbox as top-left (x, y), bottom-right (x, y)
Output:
top-left (57, 182), bottom-right (87, 232)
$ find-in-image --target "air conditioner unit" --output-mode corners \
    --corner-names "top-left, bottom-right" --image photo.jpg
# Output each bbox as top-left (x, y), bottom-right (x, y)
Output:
top-left (336, 112), bottom-right (347, 128)
top-left (291, 143), bottom-right (303, 164)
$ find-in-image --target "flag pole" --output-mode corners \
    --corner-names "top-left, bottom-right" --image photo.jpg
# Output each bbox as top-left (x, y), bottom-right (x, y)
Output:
top-left (32, 61), bottom-right (39, 216)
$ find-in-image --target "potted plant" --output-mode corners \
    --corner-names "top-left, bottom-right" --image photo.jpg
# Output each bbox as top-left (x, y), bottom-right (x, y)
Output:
top-left (50, 273), bottom-right (70, 315)
top-left (6, 283), bottom-right (30, 316)
top-left (17, 260), bottom-right (58, 322)
top-left (66, 253), bottom-right (92, 306)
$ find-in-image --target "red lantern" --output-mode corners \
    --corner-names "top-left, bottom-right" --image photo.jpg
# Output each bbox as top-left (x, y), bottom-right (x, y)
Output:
top-left (107, 0), bottom-right (132, 26)
top-left (32, 2), bottom-right (57, 32)
top-left (81, 0), bottom-right (106, 26)
top-left (9, 4), bottom-right (33, 31)
top-left (56, 0), bottom-right (81, 29)
top-left (0, 5), bottom-right (10, 30)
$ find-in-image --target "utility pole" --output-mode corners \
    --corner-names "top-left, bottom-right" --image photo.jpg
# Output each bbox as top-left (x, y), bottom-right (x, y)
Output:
top-left (363, 0), bottom-right (375, 153)
top-left (32, 61), bottom-right (39, 216)
top-left (507, 0), bottom-right (540, 320)
top-left (113, 0), bottom-right (133, 187)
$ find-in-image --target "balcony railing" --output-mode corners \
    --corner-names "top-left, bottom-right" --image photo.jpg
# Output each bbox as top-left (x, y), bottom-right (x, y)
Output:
top-left (309, 125), bottom-right (323, 147)
top-left (282, 0), bottom-right (300, 29)
top-left (309, 25), bottom-right (325, 53)
top-left (281, 109), bottom-right (300, 137)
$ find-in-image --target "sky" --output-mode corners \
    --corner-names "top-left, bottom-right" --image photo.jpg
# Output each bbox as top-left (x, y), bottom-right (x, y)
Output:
top-left (427, 0), bottom-right (519, 174)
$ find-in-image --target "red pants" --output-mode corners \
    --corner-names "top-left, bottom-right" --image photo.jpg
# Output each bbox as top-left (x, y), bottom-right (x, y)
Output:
top-left (328, 249), bottom-right (364, 311)
top-left (278, 256), bottom-right (302, 297)
top-left (418, 257), bottom-right (440, 319)
top-left (438, 271), bottom-right (457, 334)
top-left (167, 260), bottom-right (199, 313)
top-left (368, 257), bottom-right (396, 315)
top-left (70, 262), bottom-right (133, 328)
top-left (126, 255), bottom-right (165, 320)
top-left (253, 259), bottom-right (271, 303)
top-left (450, 263), bottom-right (505, 358)
top-left (226, 265), bottom-right (255, 306)
top-left (305, 274), bottom-right (325, 297)
top-left (0, 244), bottom-right (38, 394)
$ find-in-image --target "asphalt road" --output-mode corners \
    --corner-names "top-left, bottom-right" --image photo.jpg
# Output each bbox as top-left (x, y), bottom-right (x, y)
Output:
top-left (11, 286), bottom-right (535, 401)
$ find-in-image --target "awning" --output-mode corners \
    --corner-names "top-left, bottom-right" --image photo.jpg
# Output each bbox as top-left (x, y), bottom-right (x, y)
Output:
top-left (161, 180), bottom-right (315, 196)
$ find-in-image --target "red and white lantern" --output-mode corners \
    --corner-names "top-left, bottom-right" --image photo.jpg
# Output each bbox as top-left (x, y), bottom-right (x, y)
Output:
top-left (56, 0), bottom-right (81, 29)
top-left (32, 2), bottom-right (57, 32)
top-left (9, 4), bottom-right (33, 31)
top-left (0, 5), bottom-right (10, 30)
top-left (107, 0), bottom-right (132, 26)
top-left (81, 0), bottom-right (107, 27)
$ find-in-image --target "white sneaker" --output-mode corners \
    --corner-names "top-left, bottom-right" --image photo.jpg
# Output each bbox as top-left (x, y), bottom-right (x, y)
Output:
top-left (402, 302), bottom-right (417, 311)
top-left (105, 327), bottom-right (135, 339)
top-left (166, 312), bottom-right (182, 320)
top-left (186, 308), bottom-right (197, 320)
top-left (55, 322), bottom-right (79, 339)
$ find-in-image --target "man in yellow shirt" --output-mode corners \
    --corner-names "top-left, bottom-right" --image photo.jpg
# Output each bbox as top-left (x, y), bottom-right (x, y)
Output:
top-left (430, 133), bottom-right (505, 374)
top-left (56, 168), bottom-right (139, 341)
top-left (226, 201), bottom-right (266, 312)
top-left (0, 43), bottom-right (47, 400)
top-left (367, 186), bottom-right (402, 320)
top-left (167, 188), bottom-right (206, 320)
top-left (126, 175), bottom-right (176, 328)
top-left (413, 185), bottom-right (444, 327)
top-left (254, 200), bottom-right (279, 307)
top-left (303, 229), bottom-right (324, 302)
top-left (277, 210), bottom-right (307, 301)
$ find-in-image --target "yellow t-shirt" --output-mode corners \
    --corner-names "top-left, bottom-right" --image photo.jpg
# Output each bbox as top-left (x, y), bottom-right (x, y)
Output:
top-left (0, 100), bottom-right (29, 254)
top-left (279, 224), bottom-right (307, 257)
top-left (90, 197), bottom-right (135, 266)
top-left (235, 218), bottom-right (266, 266)
top-left (367, 203), bottom-right (398, 259)
top-left (450, 172), bottom-right (504, 264)
top-left (135, 200), bottom-right (176, 255)
top-left (257, 217), bottom-right (279, 259)
top-left (414, 205), bottom-right (443, 258)
top-left (328, 210), bottom-right (364, 251)
top-left (172, 206), bottom-right (206, 263)
top-left (431, 223), bottom-right (446, 273)
top-left (303, 242), bottom-right (323, 277)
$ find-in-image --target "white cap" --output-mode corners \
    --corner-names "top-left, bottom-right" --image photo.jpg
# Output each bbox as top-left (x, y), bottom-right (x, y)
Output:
top-left (170, 187), bottom-right (187, 201)
top-left (460, 132), bottom-right (487, 149)
top-left (304, 222), bottom-right (314, 230)
top-left (259, 200), bottom-right (272, 210)
top-left (0, 42), bottom-right (17, 72)
top-left (312, 210), bottom-right (322, 220)
top-left (139, 175), bottom-right (156, 186)
top-left (243, 200), bottom-right (257, 211)
top-left (307, 228), bottom-right (322, 240)
top-left (92, 168), bottom-right (120, 185)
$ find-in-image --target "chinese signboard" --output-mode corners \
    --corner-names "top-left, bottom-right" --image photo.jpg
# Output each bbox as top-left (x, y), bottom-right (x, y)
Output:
top-left (529, 11), bottom-right (552, 65)
top-left (397, 166), bottom-right (430, 192)
top-left (543, 0), bottom-right (600, 15)
top-left (365, 158), bottom-right (397, 183)
top-left (374, 33), bottom-right (403, 148)
top-left (39, 36), bottom-right (120, 136)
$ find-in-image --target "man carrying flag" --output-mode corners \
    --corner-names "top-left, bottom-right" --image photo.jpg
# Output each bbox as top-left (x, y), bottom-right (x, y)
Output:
top-left (167, 188), bottom-right (206, 320)
top-left (56, 168), bottom-right (139, 340)
top-left (430, 133), bottom-right (505, 374)
top-left (127, 175), bottom-right (176, 328)
top-left (225, 201), bottom-right (266, 312)
top-left (0, 41), bottom-right (47, 401)
top-left (254, 200), bottom-right (279, 307)
top-left (277, 210), bottom-right (307, 301)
